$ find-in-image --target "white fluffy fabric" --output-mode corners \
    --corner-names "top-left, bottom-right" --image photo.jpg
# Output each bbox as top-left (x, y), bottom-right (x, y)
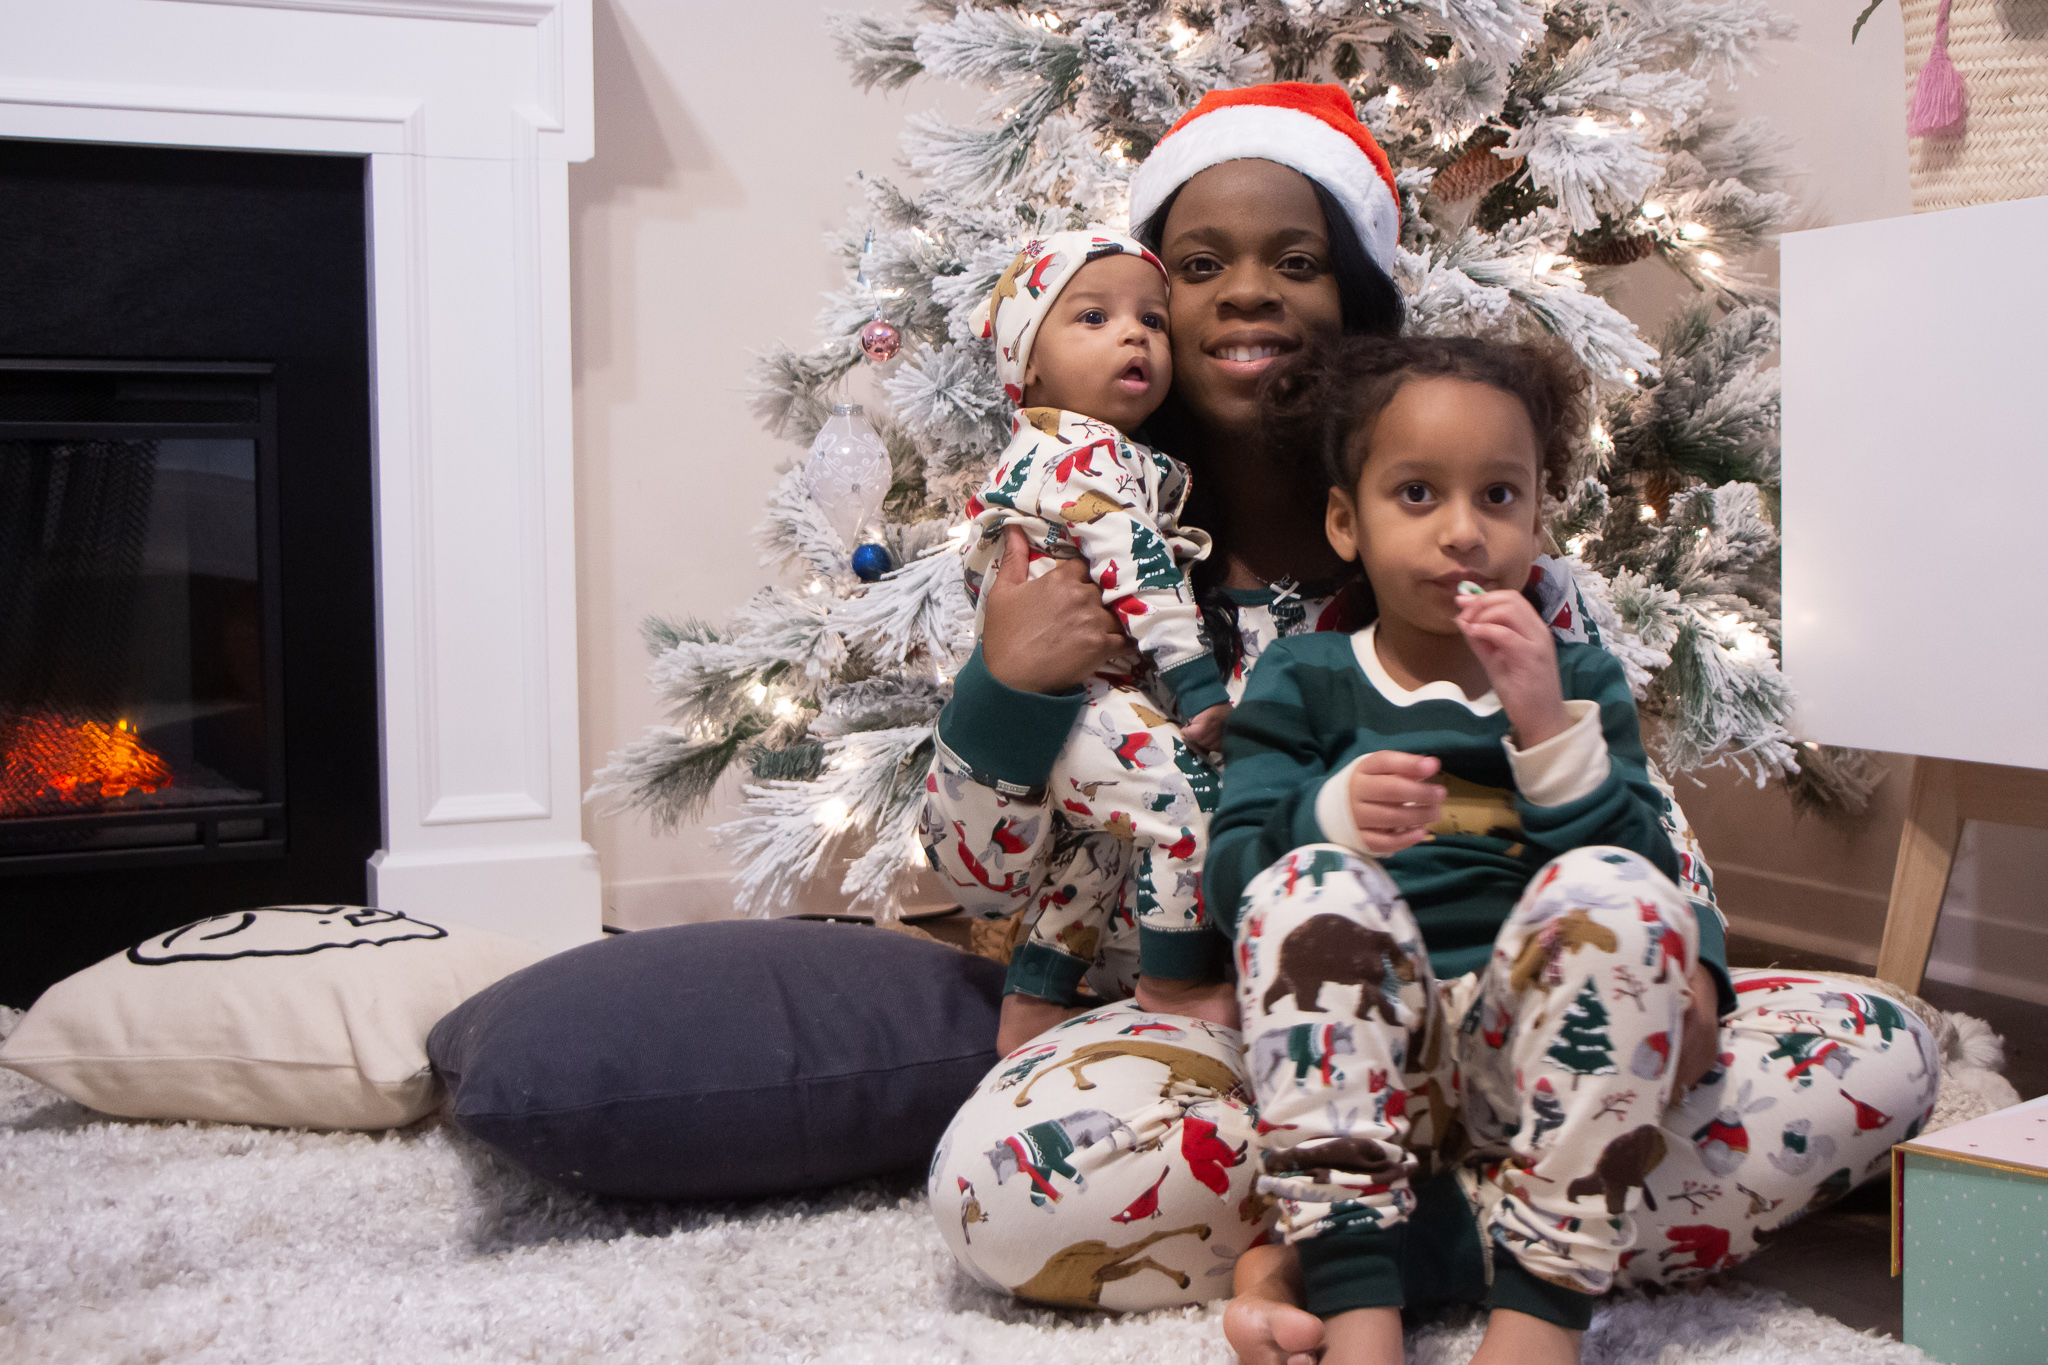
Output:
top-left (0, 1005), bottom-right (1981, 1364)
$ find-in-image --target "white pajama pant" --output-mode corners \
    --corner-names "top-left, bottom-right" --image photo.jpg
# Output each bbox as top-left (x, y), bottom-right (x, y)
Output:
top-left (931, 844), bottom-right (1940, 1312)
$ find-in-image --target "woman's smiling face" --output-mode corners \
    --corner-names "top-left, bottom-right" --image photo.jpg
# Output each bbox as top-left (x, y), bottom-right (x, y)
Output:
top-left (1156, 158), bottom-right (1346, 436)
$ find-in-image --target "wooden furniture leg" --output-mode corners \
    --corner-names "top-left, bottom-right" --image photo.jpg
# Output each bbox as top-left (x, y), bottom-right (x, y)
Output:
top-left (1876, 757), bottom-right (1962, 996)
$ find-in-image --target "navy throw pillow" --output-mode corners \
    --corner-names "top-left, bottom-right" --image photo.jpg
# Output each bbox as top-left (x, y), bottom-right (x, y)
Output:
top-left (428, 919), bottom-right (1004, 1199)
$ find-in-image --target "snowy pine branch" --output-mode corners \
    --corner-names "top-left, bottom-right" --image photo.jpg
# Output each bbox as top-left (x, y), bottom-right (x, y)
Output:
top-left (597, 0), bottom-right (1840, 917)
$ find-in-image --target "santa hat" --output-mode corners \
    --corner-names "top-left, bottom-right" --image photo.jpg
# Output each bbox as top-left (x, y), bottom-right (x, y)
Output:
top-left (969, 228), bottom-right (1166, 405)
top-left (1127, 83), bottom-right (1401, 284)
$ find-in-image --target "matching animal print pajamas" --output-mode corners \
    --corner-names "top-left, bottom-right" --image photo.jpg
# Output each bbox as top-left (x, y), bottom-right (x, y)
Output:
top-left (924, 572), bottom-right (1936, 1323)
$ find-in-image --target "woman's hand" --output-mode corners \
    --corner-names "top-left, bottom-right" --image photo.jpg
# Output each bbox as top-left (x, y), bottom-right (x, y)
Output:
top-left (1455, 589), bottom-right (1569, 748)
top-left (1348, 751), bottom-right (1446, 855)
top-left (980, 526), bottom-right (1134, 694)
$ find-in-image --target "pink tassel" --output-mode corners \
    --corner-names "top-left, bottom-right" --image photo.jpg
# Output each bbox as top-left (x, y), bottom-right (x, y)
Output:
top-left (1908, 0), bottom-right (1967, 137)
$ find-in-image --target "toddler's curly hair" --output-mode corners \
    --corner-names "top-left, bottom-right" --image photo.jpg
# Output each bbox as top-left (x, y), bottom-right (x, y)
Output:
top-left (1261, 334), bottom-right (1589, 503)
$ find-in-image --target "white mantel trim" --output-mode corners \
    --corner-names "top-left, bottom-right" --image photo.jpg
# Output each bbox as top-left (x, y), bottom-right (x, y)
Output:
top-left (3, 0), bottom-right (601, 954)
top-left (159, 0), bottom-right (559, 25)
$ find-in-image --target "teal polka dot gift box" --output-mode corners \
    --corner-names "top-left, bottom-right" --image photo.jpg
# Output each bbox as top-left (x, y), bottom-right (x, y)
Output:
top-left (1892, 1093), bottom-right (2048, 1364)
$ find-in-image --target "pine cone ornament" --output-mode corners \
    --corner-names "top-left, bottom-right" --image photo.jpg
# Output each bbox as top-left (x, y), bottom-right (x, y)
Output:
top-left (1432, 129), bottom-right (1520, 204)
top-left (1570, 230), bottom-right (1658, 267)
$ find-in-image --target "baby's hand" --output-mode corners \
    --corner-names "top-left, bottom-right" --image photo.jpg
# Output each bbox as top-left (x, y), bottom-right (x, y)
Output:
top-left (1347, 750), bottom-right (1445, 856)
top-left (1183, 703), bottom-right (1232, 754)
top-left (1454, 588), bottom-right (1569, 747)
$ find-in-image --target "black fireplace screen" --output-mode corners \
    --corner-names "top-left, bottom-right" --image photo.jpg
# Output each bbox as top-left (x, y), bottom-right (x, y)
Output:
top-left (0, 362), bottom-right (284, 869)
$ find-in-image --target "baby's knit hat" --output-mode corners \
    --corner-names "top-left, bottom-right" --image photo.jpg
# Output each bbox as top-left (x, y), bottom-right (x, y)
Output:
top-left (1127, 82), bottom-right (1401, 285)
top-left (970, 228), bottom-right (1165, 405)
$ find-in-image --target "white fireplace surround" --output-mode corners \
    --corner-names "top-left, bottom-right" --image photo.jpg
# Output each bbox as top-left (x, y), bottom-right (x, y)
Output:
top-left (3, 0), bottom-right (603, 951)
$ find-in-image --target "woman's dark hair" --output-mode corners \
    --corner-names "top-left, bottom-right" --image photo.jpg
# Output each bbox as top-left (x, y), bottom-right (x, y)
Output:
top-left (1133, 170), bottom-right (1406, 675)
top-left (1264, 333), bottom-right (1587, 504)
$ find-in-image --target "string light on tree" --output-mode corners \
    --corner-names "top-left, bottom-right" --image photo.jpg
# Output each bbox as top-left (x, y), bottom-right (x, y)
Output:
top-left (587, 0), bottom-right (1863, 923)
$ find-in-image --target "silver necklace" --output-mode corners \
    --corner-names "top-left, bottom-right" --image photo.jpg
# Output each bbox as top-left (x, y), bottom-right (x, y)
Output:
top-left (1246, 570), bottom-right (1300, 605)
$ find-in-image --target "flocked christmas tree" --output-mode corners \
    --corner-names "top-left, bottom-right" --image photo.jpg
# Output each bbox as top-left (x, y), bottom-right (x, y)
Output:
top-left (587, 0), bottom-right (1880, 920)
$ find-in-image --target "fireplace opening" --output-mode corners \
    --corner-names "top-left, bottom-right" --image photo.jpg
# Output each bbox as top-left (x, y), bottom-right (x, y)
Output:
top-left (2, 362), bottom-right (284, 867)
top-left (1, 139), bottom-right (378, 1005)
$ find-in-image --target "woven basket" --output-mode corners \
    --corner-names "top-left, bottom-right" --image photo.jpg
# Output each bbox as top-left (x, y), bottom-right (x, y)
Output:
top-left (1901, 0), bottom-right (2048, 210)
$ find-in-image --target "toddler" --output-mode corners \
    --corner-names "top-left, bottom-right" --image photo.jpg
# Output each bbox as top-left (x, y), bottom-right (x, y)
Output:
top-left (961, 229), bottom-right (1232, 1049)
top-left (1205, 335), bottom-right (1730, 1365)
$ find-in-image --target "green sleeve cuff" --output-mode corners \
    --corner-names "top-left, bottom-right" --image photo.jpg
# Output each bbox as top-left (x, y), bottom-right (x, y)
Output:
top-left (1298, 1226), bottom-right (1406, 1317)
top-left (1691, 902), bottom-right (1737, 1018)
top-left (938, 645), bottom-right (1086, 791)
top-left (1159, 657), bottom-right (1230, 720)
top-left (1485, 1257), bottom-right (1595, 1331)
top-left (1138, 924), bottom-right (1227, 982)
top-left (1004, 939), bottom-right (1090, 1006)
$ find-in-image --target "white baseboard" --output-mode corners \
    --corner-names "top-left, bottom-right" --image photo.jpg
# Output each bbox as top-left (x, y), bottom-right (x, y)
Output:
top-left (1721, 911), bottom-right (1880, 969)
top-left (1719, 861), bottom-right (2048, 1008)
top-left (601, 869), bottom-right (960, 931)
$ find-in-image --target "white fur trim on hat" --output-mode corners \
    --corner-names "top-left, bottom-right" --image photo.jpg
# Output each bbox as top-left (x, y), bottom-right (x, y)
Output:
top-left (1128, 104), bottom-right (1400, 282)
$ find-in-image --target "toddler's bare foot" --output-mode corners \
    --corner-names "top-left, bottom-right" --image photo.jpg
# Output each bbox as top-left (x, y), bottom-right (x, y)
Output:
top-left (1222, 1294), bottom-right (1325, 1365)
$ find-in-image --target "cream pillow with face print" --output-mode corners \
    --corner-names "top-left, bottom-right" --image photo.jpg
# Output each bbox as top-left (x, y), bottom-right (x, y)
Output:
top-left (0, 906), bottom-right (548, 1130)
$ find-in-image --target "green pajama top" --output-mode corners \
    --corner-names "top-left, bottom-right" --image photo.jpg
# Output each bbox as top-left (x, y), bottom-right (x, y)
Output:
top-left (1204, 629), bottom-right (1730, 1002)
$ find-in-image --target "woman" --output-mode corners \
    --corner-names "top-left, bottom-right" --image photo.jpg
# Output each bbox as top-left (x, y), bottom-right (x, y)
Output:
top-left (921, 83), bottom-right (1933, 1365)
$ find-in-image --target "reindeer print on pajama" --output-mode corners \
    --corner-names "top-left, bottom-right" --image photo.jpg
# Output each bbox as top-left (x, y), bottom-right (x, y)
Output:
top-left (929, 1002), bottom-right (1270, 1310)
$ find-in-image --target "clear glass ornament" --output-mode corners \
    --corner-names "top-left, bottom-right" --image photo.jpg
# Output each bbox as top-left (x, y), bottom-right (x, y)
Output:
top-left (804, 403), bottom-right (890, 552)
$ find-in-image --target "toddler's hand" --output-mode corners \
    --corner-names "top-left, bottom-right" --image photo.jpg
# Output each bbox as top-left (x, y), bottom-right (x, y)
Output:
top-left (1455, 588), bottom-right (1569, 747)
top-left (1347, 750), bottom-right (1446, 856)
top-left (1183, 703), bottom-right (1231, 754)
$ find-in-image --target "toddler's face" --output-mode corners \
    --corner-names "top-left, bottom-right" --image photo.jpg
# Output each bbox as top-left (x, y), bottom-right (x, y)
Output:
top-left (1326, 376), bottom-right (1544, 638)
top-left (1021, 254), bottom-right (1170, 432)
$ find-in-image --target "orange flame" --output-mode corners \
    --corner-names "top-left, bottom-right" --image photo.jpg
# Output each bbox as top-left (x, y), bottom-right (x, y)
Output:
top-left (1, 712), bottom-right (174, 815)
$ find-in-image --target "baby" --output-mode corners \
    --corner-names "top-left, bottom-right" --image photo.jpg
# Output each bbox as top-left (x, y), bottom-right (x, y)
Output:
top-left (962, 229), bottom-right (1231, 1045)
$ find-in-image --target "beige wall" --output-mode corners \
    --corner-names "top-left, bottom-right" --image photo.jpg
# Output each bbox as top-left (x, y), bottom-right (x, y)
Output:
top-left (571, 0), bottom-right (2048, 998)
top-left (571, 0), bottom-right (948, 928)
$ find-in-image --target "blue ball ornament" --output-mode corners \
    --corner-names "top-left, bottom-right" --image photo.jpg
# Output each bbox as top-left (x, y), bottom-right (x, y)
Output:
top-left (851, 542), bottom-right (894, 582)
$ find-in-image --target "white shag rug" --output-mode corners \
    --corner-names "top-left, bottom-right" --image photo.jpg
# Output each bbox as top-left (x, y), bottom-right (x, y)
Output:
top-left (0, 1005), bottom-right (2014, 1365)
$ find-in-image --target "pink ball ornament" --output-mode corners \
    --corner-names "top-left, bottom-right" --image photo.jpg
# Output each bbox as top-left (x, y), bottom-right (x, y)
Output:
top-left (859, 317), bottom-right (902, 364)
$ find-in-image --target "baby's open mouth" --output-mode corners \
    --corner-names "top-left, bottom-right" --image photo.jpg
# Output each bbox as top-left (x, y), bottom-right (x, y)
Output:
top-left (1116, 359), bottom-right (1151, 391)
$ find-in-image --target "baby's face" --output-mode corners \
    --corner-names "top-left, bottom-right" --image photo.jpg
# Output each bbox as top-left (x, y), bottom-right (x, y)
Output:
top-left (1021, 254), bottom-right (1170, 433)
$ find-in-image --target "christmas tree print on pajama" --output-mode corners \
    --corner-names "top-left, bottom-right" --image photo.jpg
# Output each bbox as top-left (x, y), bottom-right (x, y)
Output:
top-left (1548, 977), bottom-right (1620, 1086)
